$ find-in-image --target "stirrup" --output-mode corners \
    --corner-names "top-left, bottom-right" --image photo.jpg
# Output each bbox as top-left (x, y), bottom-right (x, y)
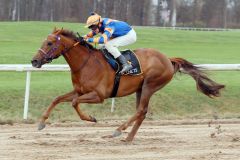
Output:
top-left (119, 64), bottom-right (132, 74)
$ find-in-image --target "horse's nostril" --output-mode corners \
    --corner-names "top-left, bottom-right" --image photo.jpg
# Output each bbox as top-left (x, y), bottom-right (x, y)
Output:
top-left (31, 60), bottom-right (37, 65)
top-left (31, 59), bottom-right (41, 68)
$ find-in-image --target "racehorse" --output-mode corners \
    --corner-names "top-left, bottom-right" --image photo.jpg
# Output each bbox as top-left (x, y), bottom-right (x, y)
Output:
top-left (31, 28), bottom-right (225, 142)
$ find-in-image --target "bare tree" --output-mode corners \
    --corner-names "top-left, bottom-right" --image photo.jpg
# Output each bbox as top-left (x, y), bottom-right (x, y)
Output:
top-left (230, 0), bottom-right (240, 27)
top-left (201, 0), bottom-right (227, 28)
top-left (155, 0), bottom-right (162, 26)
top-left (0, 0), bottom-right (240, 28)
top-left (168, 0), bottom-right (177, 27)
top-left (193, 0), bottom-right (204, 26)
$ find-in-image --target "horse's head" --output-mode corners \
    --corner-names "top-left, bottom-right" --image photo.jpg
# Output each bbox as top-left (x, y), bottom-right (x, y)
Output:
top-left (31, 28), bottom-right (62, 68)
top-left (31, 28), bottom-right (79, 68)
top-left (32, 27), bottom-right (95, 68)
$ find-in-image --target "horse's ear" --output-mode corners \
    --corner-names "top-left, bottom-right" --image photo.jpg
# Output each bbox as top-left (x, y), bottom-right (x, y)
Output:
top-left (53, 27), bottom-right (57, 33)
top-left (55, 28), bottom-right (63, 35)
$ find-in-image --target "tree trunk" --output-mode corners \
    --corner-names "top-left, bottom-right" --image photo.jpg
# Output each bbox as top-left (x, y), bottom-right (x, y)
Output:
top-left (170, 0), bottom-right (177, 27)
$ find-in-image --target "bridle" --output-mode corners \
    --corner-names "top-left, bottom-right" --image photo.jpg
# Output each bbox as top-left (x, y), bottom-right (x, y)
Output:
top-left (38, 33), bottom-right (93, 72)
top-left (38, 34), bottom-right (79, 62)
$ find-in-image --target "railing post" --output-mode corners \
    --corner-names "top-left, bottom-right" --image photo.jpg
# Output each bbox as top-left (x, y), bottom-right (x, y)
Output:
top-left (23, 71), bottom-right (31, 119)
top-left (111, 98), bottom-right (115, 113)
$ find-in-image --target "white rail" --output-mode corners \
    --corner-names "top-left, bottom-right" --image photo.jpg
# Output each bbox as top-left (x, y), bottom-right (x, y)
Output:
top-left (1, 64), bottom-right (240, 119)
top-left (134, 26), bottom-right (240, 32)
top-left (0, 64), bottom-right (70, 71)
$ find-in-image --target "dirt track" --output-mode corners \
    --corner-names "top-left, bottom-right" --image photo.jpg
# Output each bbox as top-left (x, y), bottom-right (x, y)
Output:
top-left (0, 120), bottom-right (240, 160)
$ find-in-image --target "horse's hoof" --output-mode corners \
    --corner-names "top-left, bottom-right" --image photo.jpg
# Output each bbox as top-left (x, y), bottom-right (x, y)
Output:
top-left (121, 139), bottom-right (133, 143)
top-left (112, 130), bottom-right (122, 137)
top-left (101, 130), bottom-right (122, 139)
top-left (123, 136), bottom-right (134, 142)
top-left (38, 122), bottom-right (46, 130)
top-left (89, 116), bottom-right (97, 123)
top-left (101, 135), bottom-right (113, 138)
top-left (72, 99), bottom-right (78, 107)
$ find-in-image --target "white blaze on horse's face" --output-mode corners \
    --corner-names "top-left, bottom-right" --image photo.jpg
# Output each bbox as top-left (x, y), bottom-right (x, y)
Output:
top-left (31, 34), bottom-right (62, 68)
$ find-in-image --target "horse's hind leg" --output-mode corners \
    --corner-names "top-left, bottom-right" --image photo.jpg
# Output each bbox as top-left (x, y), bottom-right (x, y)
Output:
top-left (116, 76), bottom-right (172, 141)
top-left (38, 90), bottom-right (77, 130)
top-left (111, 89), bottom-right (142, 136)
top-left (125, 78), bottom-right (173, 141)
top-left (125, 111), bottom-right (147, 142)
top-left (102, 89), bottom-right (142, 139)
top-left (107, 89), bottom-right (149, 140)
top-left (109, 87), bottom-right (151, 140)
top-left (122, 90), bottom-right (151, 142)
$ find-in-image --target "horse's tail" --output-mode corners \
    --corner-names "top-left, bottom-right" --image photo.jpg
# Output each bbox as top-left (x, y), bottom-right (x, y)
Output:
top-left (170, 57), bottom-right (225, 98)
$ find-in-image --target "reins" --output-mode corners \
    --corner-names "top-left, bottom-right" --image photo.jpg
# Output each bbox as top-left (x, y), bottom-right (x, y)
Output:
top-left (60, 41), bottom-right (80, 56)
top-left (61, 34), bottom-right (94, 73)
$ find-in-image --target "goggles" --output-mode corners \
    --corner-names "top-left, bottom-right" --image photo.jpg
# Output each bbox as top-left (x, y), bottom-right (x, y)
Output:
top-left (88, 25), bottom-right (99, 31)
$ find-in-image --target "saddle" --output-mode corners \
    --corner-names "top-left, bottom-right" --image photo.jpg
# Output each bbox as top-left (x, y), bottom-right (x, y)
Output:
top-left (100, 48), bottom-right (143, 97)
top-left (101, 49), bottom-right (142, 75)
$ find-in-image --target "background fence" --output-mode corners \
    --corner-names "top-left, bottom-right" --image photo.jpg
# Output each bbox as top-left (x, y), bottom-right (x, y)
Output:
top-left (1, 64), bottom-right (240, 119)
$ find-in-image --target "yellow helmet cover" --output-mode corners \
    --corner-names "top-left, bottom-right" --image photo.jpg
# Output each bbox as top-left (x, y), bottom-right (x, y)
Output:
top-left (85, 13), bottom-right (101, 28)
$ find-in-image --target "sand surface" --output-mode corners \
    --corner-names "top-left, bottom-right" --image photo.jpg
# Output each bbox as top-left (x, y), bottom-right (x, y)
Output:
top-left (0, 119), bottom-right (240, 160)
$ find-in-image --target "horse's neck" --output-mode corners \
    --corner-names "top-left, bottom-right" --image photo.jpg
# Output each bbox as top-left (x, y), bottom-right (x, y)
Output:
top-left (63, 45), bottom-right (101, 73)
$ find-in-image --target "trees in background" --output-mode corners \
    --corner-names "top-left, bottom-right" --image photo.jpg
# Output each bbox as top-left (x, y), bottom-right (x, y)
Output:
top-left (230, 0), bottom-right (240, 27)
top-left (169, 0), bottom-right (177, 27)
top-left (0, 0), bottom-right (240, 28)
top-left (170, 0), bottom-right (239, 28)
top-left (200, 0), bottom-right (227, 28)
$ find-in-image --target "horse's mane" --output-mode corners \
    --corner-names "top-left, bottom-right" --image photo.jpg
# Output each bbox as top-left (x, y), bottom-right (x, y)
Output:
top-left (55, 29), bottom-right (96, 50)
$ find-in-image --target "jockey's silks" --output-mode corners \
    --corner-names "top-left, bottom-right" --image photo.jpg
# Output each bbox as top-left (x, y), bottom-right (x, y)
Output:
top-left (87, 18), bottom-right (132, 44)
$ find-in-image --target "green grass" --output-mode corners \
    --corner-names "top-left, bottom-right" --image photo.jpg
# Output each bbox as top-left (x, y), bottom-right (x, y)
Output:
top-left (0, 22), bottom-right (240, 122)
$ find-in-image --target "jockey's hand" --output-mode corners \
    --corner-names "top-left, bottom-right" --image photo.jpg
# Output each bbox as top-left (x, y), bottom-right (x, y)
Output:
top-left (78, 37), bottom-right (85, 44)
top-left (83, 35), bottom-right (88, 39)
top-left (83, 36), bottom-right (88, 41)
top-left (83, 37), bottom-right (91, 43)
top-left (76, 32), bottom-right (85, 43)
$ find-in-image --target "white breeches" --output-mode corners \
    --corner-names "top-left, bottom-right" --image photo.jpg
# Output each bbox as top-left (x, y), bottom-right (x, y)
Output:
top-left (101, 29), bottom-right (137, 58)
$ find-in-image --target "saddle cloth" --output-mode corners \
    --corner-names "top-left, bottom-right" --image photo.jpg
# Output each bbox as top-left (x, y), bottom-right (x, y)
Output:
top-left (101, 49), bottom-right (142, 75)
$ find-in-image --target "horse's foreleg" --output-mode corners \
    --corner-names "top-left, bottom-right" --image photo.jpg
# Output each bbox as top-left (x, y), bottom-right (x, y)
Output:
top-left (73, 104), bottom-right (97, 122)
top-left (72, 91), bottom-right (103, 122)
top-left (38, 90), bottom-right (77, 130)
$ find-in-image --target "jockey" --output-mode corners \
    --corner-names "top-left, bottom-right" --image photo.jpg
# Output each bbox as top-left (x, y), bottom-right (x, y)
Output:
top-left (83, 12), bottom-right (137, 74)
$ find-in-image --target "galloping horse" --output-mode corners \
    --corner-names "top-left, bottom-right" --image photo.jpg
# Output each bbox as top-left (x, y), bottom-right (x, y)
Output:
top-left (31, 28), bottom-right (225, 141)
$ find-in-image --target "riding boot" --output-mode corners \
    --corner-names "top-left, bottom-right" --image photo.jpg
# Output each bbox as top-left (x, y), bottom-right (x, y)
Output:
top-left (117, 55), bottom-right (133, 74)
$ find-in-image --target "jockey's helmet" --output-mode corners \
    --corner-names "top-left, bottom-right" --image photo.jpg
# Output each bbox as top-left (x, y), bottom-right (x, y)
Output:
top-left (85, 12), bottom-right (101, 28)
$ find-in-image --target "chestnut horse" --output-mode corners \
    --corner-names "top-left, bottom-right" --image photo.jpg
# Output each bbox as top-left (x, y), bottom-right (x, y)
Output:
top-left (31, 28), bottom-right (225, 142)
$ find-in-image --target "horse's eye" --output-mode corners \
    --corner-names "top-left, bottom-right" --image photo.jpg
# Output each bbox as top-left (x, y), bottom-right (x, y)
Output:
top-left (47, 42), bottom-right (53, 46)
